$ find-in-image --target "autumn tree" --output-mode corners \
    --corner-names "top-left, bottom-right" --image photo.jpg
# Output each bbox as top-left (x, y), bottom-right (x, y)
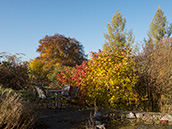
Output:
top-left (29, 33), bottom-right (87, 84)
top-left (136, 7), bottom-right (172, 111)
top-left (154, 38), bottom-right (172, 114)
top-left (103, 10), bottom-right (134, 53)
top-left (147, 7), bottom-right (172, 47)
top-left (36, 33), bottom-right (87, 67)
top-left (136, 37), bottom-right (172, 112)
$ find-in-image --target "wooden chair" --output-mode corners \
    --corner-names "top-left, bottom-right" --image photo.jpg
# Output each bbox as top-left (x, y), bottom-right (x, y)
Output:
top-left (65, 86), bottom-right (80, 101)
top-left (59, 84), bottom-right (71, 106)
top-left (33, 85), bottom-right (55, 107)
top-left (33, 84), bottom-right (54, 100)
top-left (59, 85), bottom-right (81, 107)
top-left (60, 84), bottom-right (71, 97)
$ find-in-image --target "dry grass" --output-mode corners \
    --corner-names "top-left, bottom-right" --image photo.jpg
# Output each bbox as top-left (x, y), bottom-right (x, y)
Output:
top-left (0, 88), bottom-right (37, 129)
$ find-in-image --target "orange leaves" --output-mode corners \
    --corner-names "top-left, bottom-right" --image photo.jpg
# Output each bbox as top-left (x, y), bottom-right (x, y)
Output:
top-left (30, 33), bottom-right (87, 84)
top-left (36, 33), bottom-right (87, 67)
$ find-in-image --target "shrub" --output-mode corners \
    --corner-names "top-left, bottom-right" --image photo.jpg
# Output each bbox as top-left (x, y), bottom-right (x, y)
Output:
top-left (56, 60), bottom-right (88, 104)
top-left (80, 49), bottom-right (139, 109)
top-left (0, 88), bottom-right (37, 129)
top-left (57, 49), bottom-right (139, 109)
top-left (28, 58), bottom-right (50, 85)
top-left (56, 66), bottom-right (75, 87)
top-left (0, 52), bottom-right (30, 90)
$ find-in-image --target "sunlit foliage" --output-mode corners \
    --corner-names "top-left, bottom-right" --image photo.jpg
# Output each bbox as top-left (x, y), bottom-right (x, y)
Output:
top-left (57, 48), bottom-right (139, 109)
top-left (37, 33), bottom-right (87, 67)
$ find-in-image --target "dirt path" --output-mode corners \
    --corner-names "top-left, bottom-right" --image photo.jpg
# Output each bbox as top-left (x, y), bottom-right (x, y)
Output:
top-left (35, 107), bottom-right (93, 129)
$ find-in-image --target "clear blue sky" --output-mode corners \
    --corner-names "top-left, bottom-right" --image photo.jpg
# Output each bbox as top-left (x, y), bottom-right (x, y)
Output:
top-left (0, 0), bottom-right (172, 61)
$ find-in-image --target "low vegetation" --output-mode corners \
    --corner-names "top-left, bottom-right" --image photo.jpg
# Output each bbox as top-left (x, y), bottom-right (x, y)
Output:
top-left (0, 86), bottom-right (37, 129)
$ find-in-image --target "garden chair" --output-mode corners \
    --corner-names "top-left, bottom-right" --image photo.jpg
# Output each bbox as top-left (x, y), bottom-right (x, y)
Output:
top-left (65, 86), bottom-right (80, 101)
top-left (60, 84), bottom-right (71, 97)
top-left (33, 85), bottom-right (55, 107)
top-left (60, 86), bottom-right (80, 107)
top-left (59, 84), bottom-right (71, 106)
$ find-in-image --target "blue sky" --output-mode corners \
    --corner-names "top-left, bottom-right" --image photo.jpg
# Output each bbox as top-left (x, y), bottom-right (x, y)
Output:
top-left (0, 0), bottom-right (172, 61)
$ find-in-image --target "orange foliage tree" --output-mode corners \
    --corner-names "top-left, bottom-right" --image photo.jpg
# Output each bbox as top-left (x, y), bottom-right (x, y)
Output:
top-left (37, 33), bottom-right (87, 67)
top-left (29, 33), bottom-right (87, 84)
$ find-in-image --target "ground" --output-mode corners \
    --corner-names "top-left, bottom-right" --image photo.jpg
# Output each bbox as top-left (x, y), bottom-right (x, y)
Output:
top-left (34, 105), bottom-right (94, 129)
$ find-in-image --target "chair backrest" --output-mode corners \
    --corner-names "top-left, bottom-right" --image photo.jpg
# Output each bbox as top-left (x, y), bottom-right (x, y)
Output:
top-left (33, 85), bottom-right (47, 99)
top-left (61, 84), bottom-right (71, 96)
top-left (70, 86), bottom-right (80, 99)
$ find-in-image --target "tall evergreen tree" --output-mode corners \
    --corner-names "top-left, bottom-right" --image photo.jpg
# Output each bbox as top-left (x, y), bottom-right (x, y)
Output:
top-left (147, 7), bottom-right (172, 46)
top-left (103, 10), bottom-right (134, 53)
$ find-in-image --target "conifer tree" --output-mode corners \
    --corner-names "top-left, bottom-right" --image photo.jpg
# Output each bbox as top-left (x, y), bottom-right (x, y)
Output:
top-left (147, 7), bottom-right (172, 46)
top-left (103, 10), bottom-right (134, 53)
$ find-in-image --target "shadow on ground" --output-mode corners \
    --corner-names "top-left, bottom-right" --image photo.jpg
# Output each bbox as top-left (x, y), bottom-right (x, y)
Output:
top-left (34, 106), bottom-right (93, 129)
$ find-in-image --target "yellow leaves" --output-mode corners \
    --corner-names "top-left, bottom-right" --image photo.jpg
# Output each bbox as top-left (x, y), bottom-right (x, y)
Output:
top-left (108, 58), bottom-right (112, 62)
top-left (56, 47), bottom-right (139, 109)
top-left (29, 58), bottom-right (44, 73)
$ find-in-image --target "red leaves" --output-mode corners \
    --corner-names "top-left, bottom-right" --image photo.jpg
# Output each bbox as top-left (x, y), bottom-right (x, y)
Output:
top-left (98, 49), bottom-right (102, 53)
top-left (56, 60), bottom-right (88, 87)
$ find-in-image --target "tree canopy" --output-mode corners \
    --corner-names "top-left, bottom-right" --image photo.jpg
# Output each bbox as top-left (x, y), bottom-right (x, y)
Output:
top-left (36, 33), bottom-right (87, 67)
